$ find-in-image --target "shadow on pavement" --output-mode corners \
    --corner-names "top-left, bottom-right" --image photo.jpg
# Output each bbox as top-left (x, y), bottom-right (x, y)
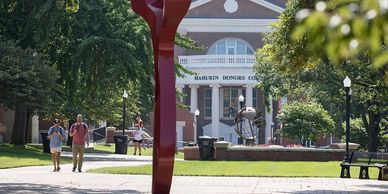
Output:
top-left (361, 183), bottom-right (388, 191)
top-left (0, 183), bottom-right (145, 194)
top-left (282, 189), bottom-right (388, 194)
top-left (61, 152), bottom-right (153, 162)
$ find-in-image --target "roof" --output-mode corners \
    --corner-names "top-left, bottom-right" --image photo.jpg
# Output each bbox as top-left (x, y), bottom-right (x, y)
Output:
top-left (190, 0), bottom-right (285, 13)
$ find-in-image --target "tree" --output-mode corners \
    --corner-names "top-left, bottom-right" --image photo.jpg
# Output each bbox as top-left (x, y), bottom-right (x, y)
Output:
top-left (292, 0), bottom-right (388, 82)
top-left (342, 118), bottom-right (368, 149)
top-left (0, 0), bottom-right (201, 143)
top-left (0, 40), bottom-right (58, 144)
top-left (278, 101), bottom-right (335, 145)
top-left (254, 0), bottom-right (388, 151)
top-left (0, 0), bottom-right (153, 141)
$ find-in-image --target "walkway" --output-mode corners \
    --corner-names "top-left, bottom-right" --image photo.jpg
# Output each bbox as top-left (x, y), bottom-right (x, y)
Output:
top-left (0, 153), bottom-right (387, 194)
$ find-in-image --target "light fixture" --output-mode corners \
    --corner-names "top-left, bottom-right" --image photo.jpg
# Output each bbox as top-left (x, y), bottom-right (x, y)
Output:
top-left (239, 94), bottom-right (245, 102)
top-left (343, 76), bottom-right (351, 88)
top-left (195, 109), bottom-right (200, 116)
top-left (123, 90), bottom-right (128, 98)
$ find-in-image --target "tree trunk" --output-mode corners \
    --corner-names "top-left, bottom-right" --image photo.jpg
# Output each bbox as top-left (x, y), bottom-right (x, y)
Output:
top-left (10, 100), bottom-right (28, 145)
top-left (367, 111), bottom-right (380, 152)
top-left (24, 106), bottom-right (32, 143)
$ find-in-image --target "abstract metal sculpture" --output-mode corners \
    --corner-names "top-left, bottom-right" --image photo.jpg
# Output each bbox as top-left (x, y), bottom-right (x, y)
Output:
top-left (234, 107), bottom-right (265, 145)
top-left (130, 0), bottom-right (190, 193)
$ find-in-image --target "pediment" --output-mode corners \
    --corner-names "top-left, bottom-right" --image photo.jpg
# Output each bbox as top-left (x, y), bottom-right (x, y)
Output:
top-left (188, 0), bottom-right (284, 19)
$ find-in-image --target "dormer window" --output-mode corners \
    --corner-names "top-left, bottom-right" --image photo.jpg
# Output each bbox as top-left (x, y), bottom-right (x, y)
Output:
top-left (207, 38), bottom-right (254, 55)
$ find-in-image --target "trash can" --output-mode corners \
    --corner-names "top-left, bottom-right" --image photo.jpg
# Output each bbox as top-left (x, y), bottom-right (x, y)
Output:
top-left (245, 137), bottom-right (255, 146)
top-left (381, 167), bottom-right (388, 180)
top-left (40, 132), bottom-right (50, 153)
top-left (113, 135), bottom-right (128, 154)
top-left (198, 136), bottom-right (217, 160)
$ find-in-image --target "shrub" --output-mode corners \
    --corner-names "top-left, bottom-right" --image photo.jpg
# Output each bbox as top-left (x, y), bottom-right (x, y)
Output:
top-left (341, 118), bottom-right (368, 149)
top-left (278, 101), bottom-right (334, 146)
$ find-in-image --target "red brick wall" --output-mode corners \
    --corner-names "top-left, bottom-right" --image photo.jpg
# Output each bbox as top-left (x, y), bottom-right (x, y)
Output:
top-left (176, 109), bottom-right (195, 142)
top-left (184, 147), bottom-right (200, 160)
top-left (149, 108), bottom-right (195, 142)
top-left (184, 147), bottom-right (346, 161)
top-left (105, 129), bottom-right (134, 144)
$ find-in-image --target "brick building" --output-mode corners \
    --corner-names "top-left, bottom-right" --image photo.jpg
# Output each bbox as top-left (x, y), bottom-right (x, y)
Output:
top-left (175, 0), bottom-right (287, 145)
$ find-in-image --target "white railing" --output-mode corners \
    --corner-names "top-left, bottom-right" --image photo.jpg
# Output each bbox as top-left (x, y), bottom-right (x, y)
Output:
top-left (178, 55), bottom-right (256, 67)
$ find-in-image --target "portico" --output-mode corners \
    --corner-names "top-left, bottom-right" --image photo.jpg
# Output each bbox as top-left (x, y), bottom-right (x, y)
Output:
top-left (176, 55), bottom-right (273, 144)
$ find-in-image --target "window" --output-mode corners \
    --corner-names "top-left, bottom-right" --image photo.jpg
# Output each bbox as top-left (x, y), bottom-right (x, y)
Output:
top-left (223, 88), bottom-right (239, 118)
top-left (207, 38), bottom-right (254, 55)
top-left (204, 88), bottom-right (212, 119)
top-left (253, 88), bottom-right (257, 109)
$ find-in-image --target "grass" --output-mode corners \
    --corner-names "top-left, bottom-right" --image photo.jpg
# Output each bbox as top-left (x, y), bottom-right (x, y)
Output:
top-left (0, 144), bottom-right (71, 169)
top-left (87, 161), bottom-right (381, 179)
top-left (93, 144), bottom-right (184, 159)
top-left (26, 144), bottom-right (184, 158)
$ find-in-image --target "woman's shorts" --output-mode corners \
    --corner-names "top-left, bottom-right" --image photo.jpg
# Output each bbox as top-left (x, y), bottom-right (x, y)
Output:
top-left (50, 147), bottom-right (62, 153)
top-left (133, 139), bottom-right (143, 144)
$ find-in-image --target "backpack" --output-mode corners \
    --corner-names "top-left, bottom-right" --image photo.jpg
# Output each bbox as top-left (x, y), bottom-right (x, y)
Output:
top-left (70, 123), bottom-right (87, 131)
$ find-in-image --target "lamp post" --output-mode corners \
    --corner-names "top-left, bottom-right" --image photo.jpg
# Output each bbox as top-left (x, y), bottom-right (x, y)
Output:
top-left (122, 90), bottom-right (128, 136)
top-left (195, 109), bottom-right (200, 142)
top-left (238, 94), bottom-right (245, 145)
top-left (343, 76), bottom-right (351, 162)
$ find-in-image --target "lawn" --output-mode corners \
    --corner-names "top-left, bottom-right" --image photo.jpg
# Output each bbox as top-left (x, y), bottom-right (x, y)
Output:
top-left (26, 144), bottom-right (184, 158)
top-left (87, 160), bottom-right (380, 179)
top-left (93, 144), bottom-right (184, 159)
top-left (0, 144), bottom-right (71, 169)
top-left (0, 143), bottom-right (183, 169)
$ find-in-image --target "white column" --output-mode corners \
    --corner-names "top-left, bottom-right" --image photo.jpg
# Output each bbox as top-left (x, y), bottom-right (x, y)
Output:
top-left (31, 115), bottom-right (39, 143)
top-left (245, 84), bottom-right (253, 107)
top-left (176, 121), bottom-right (185, 147)
top-left (210, 84), bottom-right (220, 138)
top-left (265, 96), bottom-right (273, 144)
top-left (189, 85), bottom-right (199, 113)
top-left (176, 84), bottom-right (185, 103)
top-left (189, 85), bottom-right (199, 141)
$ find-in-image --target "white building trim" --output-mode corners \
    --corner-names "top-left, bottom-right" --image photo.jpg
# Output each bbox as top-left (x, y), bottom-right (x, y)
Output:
top-left (178, 19), bottom-right (277, 33)
top-left (190, 0), bottom-right (284, 13)
top-left (189, 0), bottom-right (213, 10)
top-left (179, 55), bottom-right (256, 69)
top-left (249, 0), bottom-right (284, 13)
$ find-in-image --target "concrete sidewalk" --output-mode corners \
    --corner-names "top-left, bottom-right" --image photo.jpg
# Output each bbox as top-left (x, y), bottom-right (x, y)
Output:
top-left (0, 152), bottom-right (386, 194)
top-left (0, 169), bottom-right (387, 194)
top-left (61, 151), bottom-right (156, 162)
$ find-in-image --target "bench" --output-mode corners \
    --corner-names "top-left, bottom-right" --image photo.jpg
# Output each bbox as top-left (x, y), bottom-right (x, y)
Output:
top-left (340, 151), bottom-right (388, 180)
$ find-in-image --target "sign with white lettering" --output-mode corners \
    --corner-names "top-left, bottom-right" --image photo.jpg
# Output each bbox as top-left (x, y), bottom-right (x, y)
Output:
top-left (194, 75), bottom-right (259, 81)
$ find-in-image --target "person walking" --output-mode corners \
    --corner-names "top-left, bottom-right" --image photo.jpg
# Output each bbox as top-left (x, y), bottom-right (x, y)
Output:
top-left (47, 119), bottom-right (65, 172)
top-left (69, 114), bottom-right (89, 172)
top-left (133, 120), bottom-right (144, 156)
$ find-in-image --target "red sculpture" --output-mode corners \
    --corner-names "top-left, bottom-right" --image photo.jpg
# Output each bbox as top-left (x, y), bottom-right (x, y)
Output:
top-left (131, 0), bottom-right (190, 193)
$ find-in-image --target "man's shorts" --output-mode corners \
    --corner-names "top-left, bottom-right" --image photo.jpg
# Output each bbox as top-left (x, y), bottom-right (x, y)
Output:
top-left (50, 147), bottom-right (62, 153)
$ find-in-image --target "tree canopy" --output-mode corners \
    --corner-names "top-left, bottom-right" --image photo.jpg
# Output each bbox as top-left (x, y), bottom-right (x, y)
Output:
top-left (0, 0), bottom-right (200, 144)
top-left (293, 0), bottom-right (388, 83)
top-left (254, 0), bottom-right (388, 151)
